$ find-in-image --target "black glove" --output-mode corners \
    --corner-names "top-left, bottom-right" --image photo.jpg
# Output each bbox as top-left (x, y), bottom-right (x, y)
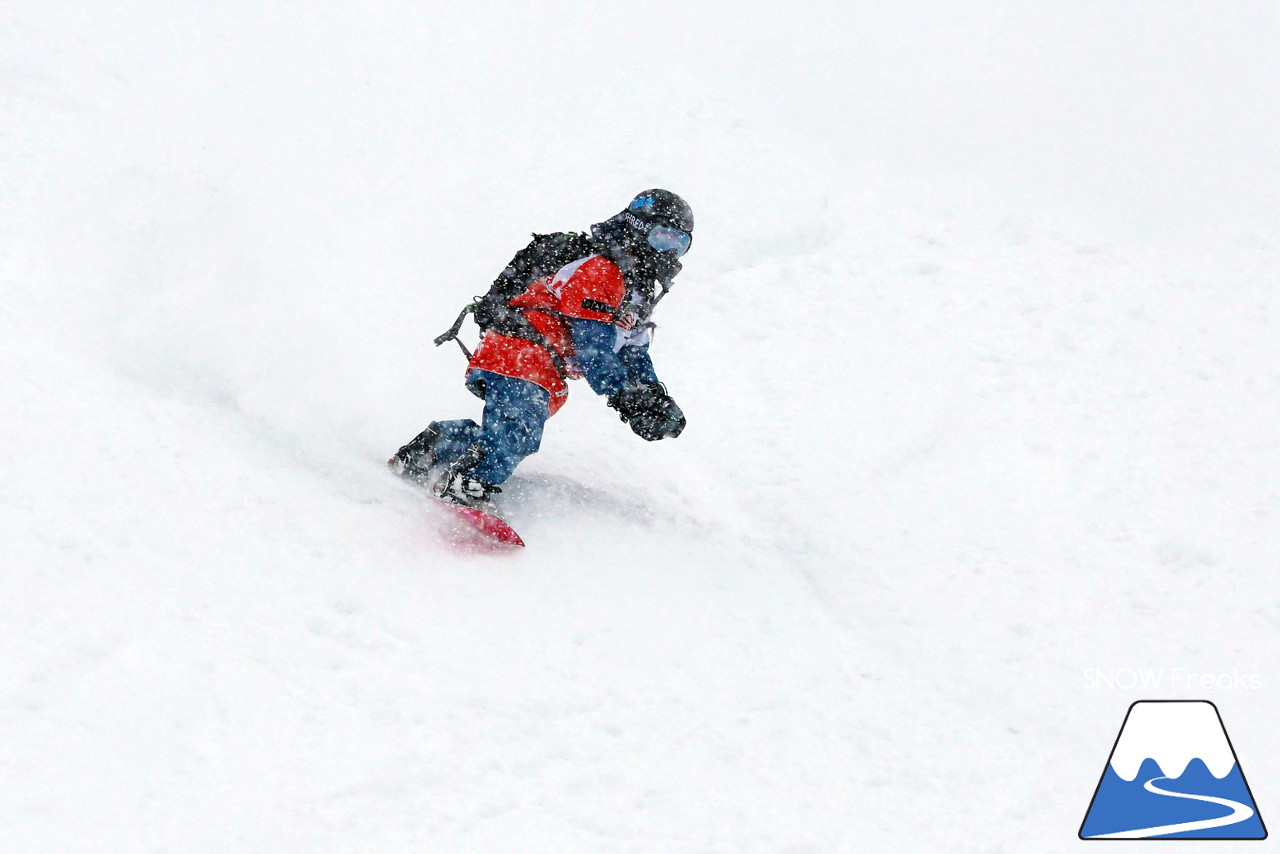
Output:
top-left (607, 383), bottom-right (686, 441)
top-left (472, 293), bottom-right (540, 341)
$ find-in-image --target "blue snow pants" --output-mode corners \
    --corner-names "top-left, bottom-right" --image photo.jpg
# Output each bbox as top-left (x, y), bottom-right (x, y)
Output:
top-left (432, 370), bottom-right (550, 485)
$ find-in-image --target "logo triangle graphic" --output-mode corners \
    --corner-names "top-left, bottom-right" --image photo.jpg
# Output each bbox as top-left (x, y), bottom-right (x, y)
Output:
top-left (1080, 701), bottom-right (1267, 839)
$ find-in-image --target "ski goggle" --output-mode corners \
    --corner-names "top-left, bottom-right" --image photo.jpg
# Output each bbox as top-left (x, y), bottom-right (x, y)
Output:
top-left (646, 224), bottom-right (692, 257)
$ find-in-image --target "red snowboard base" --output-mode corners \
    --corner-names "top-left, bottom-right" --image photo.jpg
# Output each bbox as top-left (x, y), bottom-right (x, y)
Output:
top-left (433, 495), bottom-right (525, 546)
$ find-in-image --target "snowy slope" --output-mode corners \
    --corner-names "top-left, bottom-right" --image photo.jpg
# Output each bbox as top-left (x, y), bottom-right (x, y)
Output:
top-left (4, 3), bottom-right (1280, 852)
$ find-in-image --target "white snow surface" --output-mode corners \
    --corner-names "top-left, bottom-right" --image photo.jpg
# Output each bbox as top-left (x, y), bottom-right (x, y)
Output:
top-left (4, 3), bottom-right (1280, 852)
top-left (1109, 702), bottom-right (1237, 782)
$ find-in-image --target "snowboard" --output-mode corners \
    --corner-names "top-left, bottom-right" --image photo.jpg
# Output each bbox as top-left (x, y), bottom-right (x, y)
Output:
top-left (390, 454), bottom-right (525, 546)
top-left (429, 493), bottom-right (525, 547)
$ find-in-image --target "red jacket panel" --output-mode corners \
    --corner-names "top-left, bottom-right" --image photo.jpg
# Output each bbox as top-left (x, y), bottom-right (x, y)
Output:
top-left (467, 254), bottom-right (627, 416)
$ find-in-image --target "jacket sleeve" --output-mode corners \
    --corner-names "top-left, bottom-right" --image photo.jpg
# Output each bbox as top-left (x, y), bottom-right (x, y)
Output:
top-left (616, 341), bottom-right (660, 386)
top-left (569, 319), bottom-right (663, 397)
top-left (569, 319), bottom-right (630, 397)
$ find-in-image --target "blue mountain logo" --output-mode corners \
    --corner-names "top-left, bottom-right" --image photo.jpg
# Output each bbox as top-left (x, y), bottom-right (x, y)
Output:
top-left (1080, 700), bottom-right (1266, 839)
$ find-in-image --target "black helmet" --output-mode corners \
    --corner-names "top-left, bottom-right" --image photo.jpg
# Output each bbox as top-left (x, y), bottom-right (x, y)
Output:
top-left (590, 189), bottom-right (693, 288)
top-left (621, 189), bottom-right (693, 257)
top-left (625, 189), bottom-right (694, 233)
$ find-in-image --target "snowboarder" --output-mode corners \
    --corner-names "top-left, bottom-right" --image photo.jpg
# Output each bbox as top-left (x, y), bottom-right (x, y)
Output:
top-left (389, 189), bottom-right (692, 506)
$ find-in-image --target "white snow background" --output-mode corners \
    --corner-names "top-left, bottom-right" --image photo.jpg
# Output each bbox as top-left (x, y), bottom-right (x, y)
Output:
top-left (3, 2), bottom-right (1279, 851)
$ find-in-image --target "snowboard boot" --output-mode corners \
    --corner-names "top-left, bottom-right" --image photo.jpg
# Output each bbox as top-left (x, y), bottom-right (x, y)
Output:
top-left (388, 421), bottom-right (443, 481)
top-left (431, 443), bottom-right (502, 507)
